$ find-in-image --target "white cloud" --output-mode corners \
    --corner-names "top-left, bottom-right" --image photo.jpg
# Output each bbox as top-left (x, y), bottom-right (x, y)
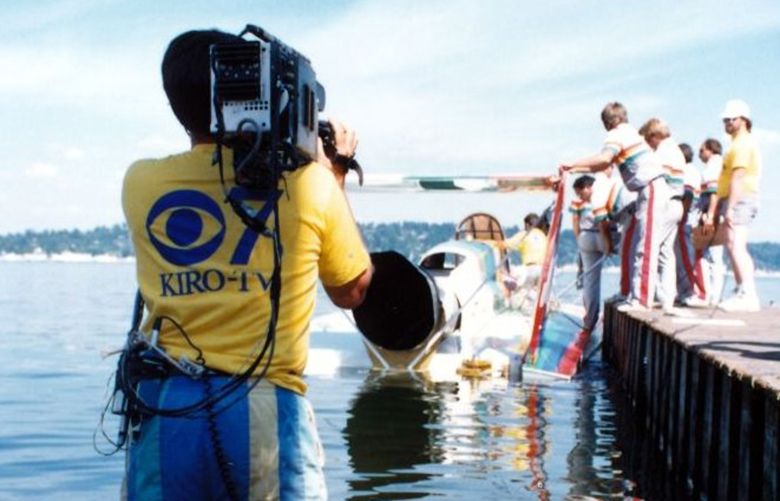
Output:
top-left (1, 1), bottom-right (780, 235)
top-left (0, 0), bottom-right (105, 33)
top-left (755, 127), bottom-right (780, 146)
top-left (0, 44), bottom-right (163, 119)
top-left (63, 147), bottom-right (85, 160)
top-left (304, 0), bottom-right (780, 89)
top-left (291, 0), bottom-right (780, 174)
top-left (25, 162), bottom-right (59, 179)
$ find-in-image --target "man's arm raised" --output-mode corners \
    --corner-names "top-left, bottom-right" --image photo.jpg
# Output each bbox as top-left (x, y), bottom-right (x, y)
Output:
top-left (560, 150), bottom-right (615, 173)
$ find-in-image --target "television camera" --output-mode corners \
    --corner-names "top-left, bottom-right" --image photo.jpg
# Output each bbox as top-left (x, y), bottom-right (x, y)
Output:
top-left (210, 24), bottom-right (361, 191)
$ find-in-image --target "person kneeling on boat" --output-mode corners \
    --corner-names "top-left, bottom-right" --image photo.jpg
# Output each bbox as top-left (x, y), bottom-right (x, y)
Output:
top-left (499, 212), bottom-right (548, 292)
top-left (119, 29), bottom-right (372, 500)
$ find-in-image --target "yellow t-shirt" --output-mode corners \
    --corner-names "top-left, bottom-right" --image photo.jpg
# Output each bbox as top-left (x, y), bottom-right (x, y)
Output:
top-left (717, 131), bottom-right (761, 198)
top-left (505, 227), bottom-right (547, 266)
top-left (122, 145), bottom-right (370, 395)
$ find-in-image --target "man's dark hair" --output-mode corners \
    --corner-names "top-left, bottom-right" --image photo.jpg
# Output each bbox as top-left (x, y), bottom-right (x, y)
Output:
top-left (573, 175), bottom-right (595, 191)
top-left (524, 213), bottom-right (540, 228)
top-left (702, 138), bottom-right (723, 155)
top-left (601, 102), bottom-right (628, 130)
top-left (678, 143), bottom-right (694, 163)
top-left (162, 29), bottom-right (245, 138)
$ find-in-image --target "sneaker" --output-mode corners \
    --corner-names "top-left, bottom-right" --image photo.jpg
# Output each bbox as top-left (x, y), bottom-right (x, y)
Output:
top-left (718, 294), bottom-right (760, 313)
top-left (617, 299), bottom-right (648, 312)
top-left (682, 295), bottom-right (709, 308)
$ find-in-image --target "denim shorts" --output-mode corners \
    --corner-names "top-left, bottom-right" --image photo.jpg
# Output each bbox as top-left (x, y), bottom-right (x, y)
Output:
top-left (718, 197), bottom-right (758, 226)
top-left (123, 377), bottom-right (326, 501)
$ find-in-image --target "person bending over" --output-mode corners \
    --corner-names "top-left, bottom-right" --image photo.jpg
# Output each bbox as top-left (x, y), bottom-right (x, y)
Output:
top-left (560, 102), bottom-right (669, 311)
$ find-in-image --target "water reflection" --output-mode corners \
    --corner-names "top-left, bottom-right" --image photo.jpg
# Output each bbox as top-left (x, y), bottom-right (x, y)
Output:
top-left (525, 387), bottom-right (551, 500)
top-left (342, 371), bottom-right (560, 500)
top-left (565, 378), bottom-right (613, 499)
top-left (343, 372), bottom-right (446, 499)
top-left (340, 363), bottom-right (681, 500)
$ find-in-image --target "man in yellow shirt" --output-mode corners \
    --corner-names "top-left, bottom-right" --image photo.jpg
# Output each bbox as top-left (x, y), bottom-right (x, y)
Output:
top-left (501, 213), bottom-right (548, 288)
top-left (704, 99), bottom-right (761, 312)
top-left (120, 29), bottom-right (372, 500)
top-left (505, 213), bottom-right (547, 264)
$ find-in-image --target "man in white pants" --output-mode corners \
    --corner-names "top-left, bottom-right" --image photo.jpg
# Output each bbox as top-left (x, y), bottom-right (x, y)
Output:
top-left (675, 143), bottom-right (708, 306)
top-left (697, 138), bottom-right (726, 305)
top-left (639, 118), bottom-right (685, 314)
top-left (592, 168), bottom-right (637, 300)
top-left (561, 102), bottom-right (669, 310)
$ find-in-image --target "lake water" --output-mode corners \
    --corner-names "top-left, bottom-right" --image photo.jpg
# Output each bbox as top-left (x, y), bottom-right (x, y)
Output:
top-left (0, 261), bottom-right (778, 500)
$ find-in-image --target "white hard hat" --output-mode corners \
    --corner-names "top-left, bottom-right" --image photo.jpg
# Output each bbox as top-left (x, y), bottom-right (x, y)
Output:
top-left (720, 99), bottom-right (751, 120)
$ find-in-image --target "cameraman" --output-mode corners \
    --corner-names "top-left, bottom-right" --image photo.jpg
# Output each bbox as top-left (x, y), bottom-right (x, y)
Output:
top-left (121, 30), bottom-right (372, 500)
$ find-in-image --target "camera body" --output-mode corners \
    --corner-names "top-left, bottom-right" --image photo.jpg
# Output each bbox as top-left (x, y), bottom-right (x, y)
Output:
top-left (209, 25), bottom-right (325, 186)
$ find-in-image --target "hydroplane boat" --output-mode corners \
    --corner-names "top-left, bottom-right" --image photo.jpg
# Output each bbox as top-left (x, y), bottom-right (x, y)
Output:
top-left (307, 172), bottom-right (600, 381)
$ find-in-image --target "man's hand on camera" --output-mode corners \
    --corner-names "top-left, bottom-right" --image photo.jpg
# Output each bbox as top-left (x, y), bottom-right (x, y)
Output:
top-left (318, 119), bottom-right (358, 189)
top-left (330, 119), bottom-right (358, 159)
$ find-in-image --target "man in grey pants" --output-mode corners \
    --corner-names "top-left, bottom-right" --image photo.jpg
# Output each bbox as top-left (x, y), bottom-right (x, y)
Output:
top-left (570, 175), bottom-right (606, 334)
top-left (561, 102), bottom-right (668, 310)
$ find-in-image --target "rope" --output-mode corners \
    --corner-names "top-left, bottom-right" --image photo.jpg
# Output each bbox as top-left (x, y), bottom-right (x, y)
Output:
top-left (551, 253), bottom-right (614, 302)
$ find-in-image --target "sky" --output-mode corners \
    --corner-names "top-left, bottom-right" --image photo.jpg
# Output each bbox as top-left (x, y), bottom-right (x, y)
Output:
top-left (1, 0), bottom-right (780, 240)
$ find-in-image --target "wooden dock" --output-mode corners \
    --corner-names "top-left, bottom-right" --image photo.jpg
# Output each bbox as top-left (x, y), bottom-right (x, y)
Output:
top-left (602, 301), bottom-right (780, 501)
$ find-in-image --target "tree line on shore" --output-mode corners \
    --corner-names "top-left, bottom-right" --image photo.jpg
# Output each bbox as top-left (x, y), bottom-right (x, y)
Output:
top-left (1, 223), bottom-right (780, 271)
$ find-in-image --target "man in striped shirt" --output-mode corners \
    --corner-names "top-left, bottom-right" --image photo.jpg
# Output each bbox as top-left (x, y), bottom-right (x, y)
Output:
top-left (570, 175), bottom-right (606, 335)
top-left (675, 143), bottom-right (708, 306)
top-left (561, 102), bottom-right (669, 311)
top-left (591, 168), bottom-right (637, 300)
top-left (638, 118), bottom-right (685, 314)
top-left (696, 138), bottom-right (725, 305)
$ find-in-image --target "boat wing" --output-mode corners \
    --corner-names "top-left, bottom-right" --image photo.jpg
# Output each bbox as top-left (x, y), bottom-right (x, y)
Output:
top-left (523, 171), bottom-right (592, 378)
top-left (347, 174), bottom-right (551, 193)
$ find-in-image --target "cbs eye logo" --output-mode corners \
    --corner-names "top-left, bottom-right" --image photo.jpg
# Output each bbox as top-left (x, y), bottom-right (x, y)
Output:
top-left (146, 190), bottom-right (226, 266)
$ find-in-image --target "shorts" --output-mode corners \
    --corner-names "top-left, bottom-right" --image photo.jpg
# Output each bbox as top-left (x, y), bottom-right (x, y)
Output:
top-left (124, 377), bottom-right (326, 501)
top-left (718, 197), bottom-right (758, 226)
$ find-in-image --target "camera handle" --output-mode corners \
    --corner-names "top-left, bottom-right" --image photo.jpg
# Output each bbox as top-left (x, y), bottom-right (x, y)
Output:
top-left (318, 121), bottom-right (364, 185)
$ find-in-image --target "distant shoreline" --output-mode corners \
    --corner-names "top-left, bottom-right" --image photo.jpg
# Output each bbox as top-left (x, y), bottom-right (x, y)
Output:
top-left (0, 251), bottom-right (135, 264)
top-left (4, 252), bottom-right (780, 278)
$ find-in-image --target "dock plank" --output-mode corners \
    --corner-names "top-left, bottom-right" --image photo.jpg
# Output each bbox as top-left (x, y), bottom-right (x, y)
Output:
top-left (603, 303), bottom-right (780, 499)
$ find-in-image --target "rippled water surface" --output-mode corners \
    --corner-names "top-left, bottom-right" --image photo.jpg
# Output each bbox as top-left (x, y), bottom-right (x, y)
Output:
top-left (1, 261), bottom-right (778, 500)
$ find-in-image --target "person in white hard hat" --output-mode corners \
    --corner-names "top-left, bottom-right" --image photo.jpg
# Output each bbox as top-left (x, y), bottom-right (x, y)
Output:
top-left (703, 99), bottom-right (762, 312)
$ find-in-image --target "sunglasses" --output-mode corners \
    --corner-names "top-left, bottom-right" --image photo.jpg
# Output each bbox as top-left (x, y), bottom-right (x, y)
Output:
top-left (722, 117), bottom-right (740, 123)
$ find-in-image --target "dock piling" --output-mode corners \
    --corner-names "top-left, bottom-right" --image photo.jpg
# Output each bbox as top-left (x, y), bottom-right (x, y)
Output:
top-left (602, 301), bottom-right (780, 500)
